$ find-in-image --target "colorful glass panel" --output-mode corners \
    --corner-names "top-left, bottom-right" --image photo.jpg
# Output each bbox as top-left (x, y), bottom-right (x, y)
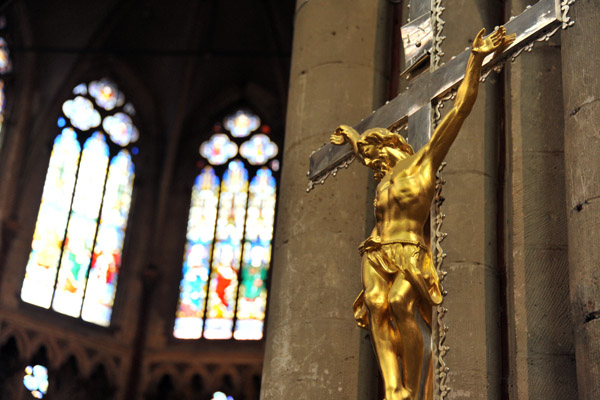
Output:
top-left (234, 168), bottom-right (276, 340)
top-left (176, 109), bottom-right (280, 341)
top-left (204, 161), bottom-right (248, 339)
top-left (62, 96), bottom-right (101, 131)
top-left (23, 80), bottom-right (138, 326)
top-left (21, 128), bottom-right (81, 308)
top-left (102, 112), bottom-right (139, 146)
top-left (0, 37), bottom-right (10, 74)
top-left (211, 392), bottom-right (234, 400)
top-left (89, 79), bottom-right (125, 111)
top-left (72, 83), bottom-right (87, 96)
top-left (239, 134), bottom-right (278, 165)
top-left (200, 133), bottom-right (238, 165)
top-left (23, 365), bottom-right (48, 399)
top-left (81, 150), bottom-right (135, 326)
top-left (224, 110), bottom-right (260, 138)
top-left (174, 167), bottom-right (220, 339)
top-left (52, 132), bottom-right (109, 318)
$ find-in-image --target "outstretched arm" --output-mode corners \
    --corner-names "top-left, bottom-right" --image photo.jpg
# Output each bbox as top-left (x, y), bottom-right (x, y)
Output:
top-left (422, 27), bottom-right (514, 170)
top-left (330, 124), bottom-right (362, 159)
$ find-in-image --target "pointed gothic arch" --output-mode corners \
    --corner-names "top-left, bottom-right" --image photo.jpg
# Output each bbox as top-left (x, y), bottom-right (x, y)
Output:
top-left (20, 79), bottom-right (139, 327)
top-left (173, 106), bottom-right (281, 341)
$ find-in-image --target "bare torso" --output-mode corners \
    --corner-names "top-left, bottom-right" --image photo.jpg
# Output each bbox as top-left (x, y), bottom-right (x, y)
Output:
top-left (374, 155), bottom-right (436, 245)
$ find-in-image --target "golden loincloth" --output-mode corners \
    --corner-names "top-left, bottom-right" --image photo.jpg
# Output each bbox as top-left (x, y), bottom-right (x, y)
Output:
top-left (353, 236), bottom-right (443, 329)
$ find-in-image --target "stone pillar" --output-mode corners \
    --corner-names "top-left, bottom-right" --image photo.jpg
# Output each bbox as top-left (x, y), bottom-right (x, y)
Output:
top-left (504, 2), bottom-right (577, 399)
top-left (260, 1), bottom-right (389, 399)
top-left (561, 2), bottom-right (600, 399)
top-left (435, 2), bottom-right (503, 398)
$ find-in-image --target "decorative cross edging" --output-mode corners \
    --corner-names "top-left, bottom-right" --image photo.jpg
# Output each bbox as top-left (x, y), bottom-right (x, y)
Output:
top-left (432, 0), bottom-right (446, 69)
top-left (433, 160), bottom-right (450, 399)
top-left (306, 0), bottom-right (576, 192)
top-left (561, 0), bottom-right (576, 29)
top-left (431, 89), bottom-right (455, 400)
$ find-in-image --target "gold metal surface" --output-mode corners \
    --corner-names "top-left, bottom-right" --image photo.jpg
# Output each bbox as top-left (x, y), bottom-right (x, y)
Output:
top-left (330, 27), bottom-right (514, 400)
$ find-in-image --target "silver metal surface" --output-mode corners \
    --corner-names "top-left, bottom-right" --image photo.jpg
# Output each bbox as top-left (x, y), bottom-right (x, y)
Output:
top-left (409, 0), bottom-right (432, 21)
top-left (408, 103), bottom-right (433, 151)
top-left (308, 0), bottom-right (562, 183)
top-left (401, 13), bottom-right (433, 74)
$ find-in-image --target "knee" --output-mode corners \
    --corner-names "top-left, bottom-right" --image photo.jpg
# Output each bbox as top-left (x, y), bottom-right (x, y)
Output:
top-left (363, 289), bottom-right (387, 315)
top-left (388, 292), bottom-right (413, 320)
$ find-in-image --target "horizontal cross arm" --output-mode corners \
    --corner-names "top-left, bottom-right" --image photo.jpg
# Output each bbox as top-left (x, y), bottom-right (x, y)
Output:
top-left (308, 0), bottom-right (561, 182)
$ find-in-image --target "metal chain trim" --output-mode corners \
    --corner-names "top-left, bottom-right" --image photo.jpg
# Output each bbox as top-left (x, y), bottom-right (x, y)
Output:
top-left (306, 154), bottom-right (355, 193)
top-left (431, 0), bottom-right (446, 69)
top-left (432, 89), bottom-right (454, 400)
top-left (431, 1), bottom-right (449, 397)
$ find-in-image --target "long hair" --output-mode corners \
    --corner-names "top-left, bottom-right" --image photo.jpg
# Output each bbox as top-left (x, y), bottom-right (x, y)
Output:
top-left (357, 128), bottom-right (414, 181)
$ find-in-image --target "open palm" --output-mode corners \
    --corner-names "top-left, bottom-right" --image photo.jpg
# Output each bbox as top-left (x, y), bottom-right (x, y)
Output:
top-left (472, 26), bottom-right (515, 56)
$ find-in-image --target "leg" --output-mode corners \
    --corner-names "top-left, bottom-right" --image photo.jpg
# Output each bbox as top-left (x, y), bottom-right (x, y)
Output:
top-left (389, 276), bottom-right (422, 400)
top-left (362, 255), bottom-right (407, 400)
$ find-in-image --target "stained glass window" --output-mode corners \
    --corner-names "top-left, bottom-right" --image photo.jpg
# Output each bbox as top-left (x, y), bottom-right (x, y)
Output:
top-left (103, 112), bottom-right (139, 146)
top-left (23, 365), bottom-right (49, 399)
top-left (204, 160), bottom-right (249, 339)
top-left (89, 79), bottom-right (125, 111)
top-left (174, 109), bottom-right (280, 340)
top-left (240, 134), bottom-right (278, 165)
top-left (211, 392), bottom-right (235, 400)
top-left (174, 167), bottom-right (220, 339)
top-left (0, 27), bottom-right (11, 151)
top-left (234, 168), bottom-right (276, 340)
top-left (21, 79), bottom-right (138, 327)
top-left (224, 109), bottom-right (260, 138)
top-left (62, 97), bottom-right (101, 131)
top-left (200, 133), bottom-right (238, 165)
top-left (0, 37), bottom-right (10, 74)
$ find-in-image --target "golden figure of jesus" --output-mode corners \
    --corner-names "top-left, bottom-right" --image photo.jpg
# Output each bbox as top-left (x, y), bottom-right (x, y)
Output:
top-left (330, 27), bottom-right (514, 400)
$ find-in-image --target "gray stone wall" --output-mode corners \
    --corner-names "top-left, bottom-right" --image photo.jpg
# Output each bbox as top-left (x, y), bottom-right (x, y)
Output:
top-left (435, 2), bottom-right (503, 398)
top-left (562, 1), bottom-right (600, 399)
top-left (260, 0), bottom-right (392, 398)
top-left (504, 1), bottom-right (577, 398)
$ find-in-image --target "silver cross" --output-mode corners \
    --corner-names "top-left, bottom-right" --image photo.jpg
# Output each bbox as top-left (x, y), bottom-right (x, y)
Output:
top-left (307, 0), bottom-right (574, 191)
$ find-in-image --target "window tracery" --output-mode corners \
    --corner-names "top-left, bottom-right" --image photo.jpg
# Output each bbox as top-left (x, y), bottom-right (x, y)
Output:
top-left (21, 79), bottom-right (138, 327)
top-left (174, 109), bottom-right (279, 340)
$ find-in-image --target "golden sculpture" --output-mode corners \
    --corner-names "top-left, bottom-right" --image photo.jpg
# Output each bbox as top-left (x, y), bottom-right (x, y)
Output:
top-left (330, 27), bottom-right (514, 400)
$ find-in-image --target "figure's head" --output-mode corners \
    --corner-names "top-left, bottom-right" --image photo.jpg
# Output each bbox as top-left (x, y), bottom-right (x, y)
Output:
top-left (357, 128), bottom-right (414, 181)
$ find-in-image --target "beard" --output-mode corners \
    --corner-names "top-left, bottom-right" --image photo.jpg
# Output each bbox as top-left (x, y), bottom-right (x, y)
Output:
top-left (365, 158), bottom-right (390, 182)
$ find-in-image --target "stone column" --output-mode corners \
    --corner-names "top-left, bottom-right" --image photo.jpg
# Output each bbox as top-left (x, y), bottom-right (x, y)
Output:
top-left (435, 2), bottom-right (503, 398)
top-left (260, 1), bottom-right (390, 399)
top-left (504, 2), bottom-right (576, 398)
top-left (561, 2), bottom-right (600, 399)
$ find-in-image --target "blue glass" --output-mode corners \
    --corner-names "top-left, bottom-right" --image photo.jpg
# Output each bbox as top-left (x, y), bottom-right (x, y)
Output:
top-left (23, 365), bottom-right (49, 399)
top-left (174, 167), bottom-right (220, 339)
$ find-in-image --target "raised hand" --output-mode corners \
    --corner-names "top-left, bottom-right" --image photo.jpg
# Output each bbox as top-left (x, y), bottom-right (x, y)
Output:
top-left (330, 125), bottom-right (362, 159)
top-left (330, 125), bottom-right (353, 145)
top-left (472, 26), bottom-right (516, 56)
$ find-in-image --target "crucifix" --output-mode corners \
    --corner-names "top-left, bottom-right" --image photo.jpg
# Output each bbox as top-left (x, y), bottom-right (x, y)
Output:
top-left (306, 1), bottom-right (575, 399)
top-left (307, 0), bottom-right (574, 189)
